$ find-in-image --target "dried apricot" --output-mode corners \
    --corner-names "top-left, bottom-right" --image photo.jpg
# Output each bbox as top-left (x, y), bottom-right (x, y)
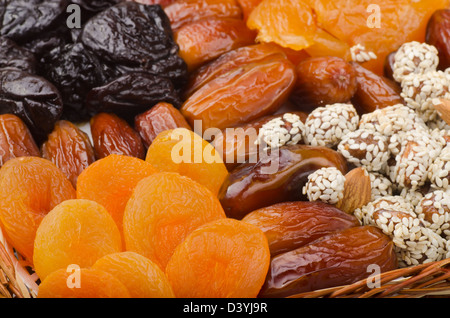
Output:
top-left (0, 157), bottom-right (75, 262)
top-left (175, 17), bottom-right (256, 71)
top-left (145, 128), bottom-right (228, 196)
top-left (37, 268), bottom-right (130, 298)
top-left (33, 199), bottom-right (122, 281)
top-left (76, 154), bottom-right (157, 237)
top-left (165, 218), bottom-right (270, 298)
top-left (92, 251), bottom-right (175, 298)
top-left (0, 114), bottom-right (40, 168)
top-left (41, 120), bottom-right (95, 188)
top-left (123, 172), bottom-right (226, 270)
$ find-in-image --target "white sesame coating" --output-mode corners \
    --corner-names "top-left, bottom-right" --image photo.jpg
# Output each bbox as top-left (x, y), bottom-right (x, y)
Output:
top-left (392, 41), bottom-right (439, 83)
top-left (350, 44), bottom-right (377, 63)
top-left (428, 144), bottom-right (450, 190)
top-left (303, 103), bottom-right (359, 148)
top-left (415, 190), bottom-right (450, 240)
top-left (302, 167), bottom-right (346, 205)
top-left (369, 172), bottom-right (394, 200)
top-left (337, 128), bottom-right (390, 172)
top-left (256, 113), bottom-right (305, 150)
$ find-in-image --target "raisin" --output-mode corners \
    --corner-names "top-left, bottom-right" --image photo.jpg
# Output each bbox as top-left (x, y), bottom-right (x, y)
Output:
top-left (80, 2), bottom-right (187, 89)
top-left (0, 68), bottom-right (63, 143)
top-left (40, 43), bottom-right (116, 122)
top-left (0, 37), bottom-right (36, 74)
top-left (426, 9), bottom-right (450, 71)
top-left (90, 112), bottom-right (145, 160)
top-left (86, 72), bottom-right (182, 122)
top-left (259, 226), bottom-right (397, 297)
top-left (0, 0), bottom-right (69, 42)
top-left (218, 144), bottom-right (348, 220)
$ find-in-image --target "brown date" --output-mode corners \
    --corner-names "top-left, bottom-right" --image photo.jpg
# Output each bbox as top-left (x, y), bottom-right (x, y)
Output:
top-left (174, 17), bottom-right (257, 71)
top-left (383, 51), bottom-right (396, 82)
top-left (164, 0), bottom-right (242, 30)
top-left (90, 112), bottom-right (145, 160)
top-left (184, 42), bottom-right (286, 98)
top-left (259, 225), bottom-right (397, 298)
top-left (0, 114), bottom-right (40, 167)
top-left (41, 120), bottom-right (95, 188)
top-left (181, 56), bottom-right (297, 133)
top-left (218, 144), bottom-right (348, 220)
top-left (289, 56), bottom-right (357, 112)
top-left (242, 201), bottom-right (360, 257)
top-left (426, 9), bottom-right (450, 70)
top-left (350, 62), bottom-right (403, 114)
top-left (134, 102), bottom-right (191, 148)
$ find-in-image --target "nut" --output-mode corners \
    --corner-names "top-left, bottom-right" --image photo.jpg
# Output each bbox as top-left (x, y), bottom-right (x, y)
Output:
top-left (432, 98), bottom-right (450, 125)
top-left (336, 167), bottom-right (372, 214)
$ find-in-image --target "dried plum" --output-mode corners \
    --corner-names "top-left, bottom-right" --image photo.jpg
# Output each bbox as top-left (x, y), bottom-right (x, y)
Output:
top-left (21, 24), bottom-right (72, 58)
top-left (0, 68), bottom-right (63, 143)
top-left (0, 37), bottom-right (36, 74)
top-left (86, 72), bottom-right (182, 122)
top-left (40, 43), bottom-right (116, 122)
top-left (71, 0), bottom-right (123, 13)
top-left (80, 1), bottom-right (188, 88)
top-left (0, 0), bottom-right (69, 42)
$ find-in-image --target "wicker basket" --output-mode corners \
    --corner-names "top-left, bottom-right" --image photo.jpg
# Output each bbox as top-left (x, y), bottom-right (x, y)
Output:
top-left (2, 224), bottom-right (450, 299)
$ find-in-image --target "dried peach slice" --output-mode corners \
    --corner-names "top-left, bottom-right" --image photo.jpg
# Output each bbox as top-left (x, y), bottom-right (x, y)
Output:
top-left (33, 199), bottom-right (122, 281)
top-left (165, 218), bottom-right (270, 298)
top-left (0, 157), bottom-right (76, 262)
top-left (37, 268), bottom-right (131, 298)
top-left (123, 172), bottom-right (226, 270)
top-left (92, 251), bottom-right (175, 298)
top-left (145, 128), bottom-right (228, 196)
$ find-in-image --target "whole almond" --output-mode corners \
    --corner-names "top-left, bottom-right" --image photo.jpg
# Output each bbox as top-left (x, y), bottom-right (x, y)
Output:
top-left (432, 98), bottom-right (450, 125)
top-left (336, 167), bottom-right (372, 214)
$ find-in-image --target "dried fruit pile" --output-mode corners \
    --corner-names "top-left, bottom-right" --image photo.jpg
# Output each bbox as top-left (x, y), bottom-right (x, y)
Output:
top-left (1, 0), bottom-right (450, 299)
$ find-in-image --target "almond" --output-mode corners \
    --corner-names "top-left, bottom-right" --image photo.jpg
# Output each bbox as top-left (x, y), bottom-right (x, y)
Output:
top-left (336, 167), bottom-right (372, 214)
top-left (432, 98), bottom-right (450, 125)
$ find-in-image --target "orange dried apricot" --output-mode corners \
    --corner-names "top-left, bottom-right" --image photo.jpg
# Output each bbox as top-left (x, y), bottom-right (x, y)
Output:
top-left (92, 251), bottom-right (175, 298)
top-left (37, 268), bottom-right (131, 298)
top-left (165, 218), bottom-right (270, 298)
top-left (0, 157), bottom-right (76, 262)
top-left (33, 199), bottom-right (122, 281)
top-left (123, 172), bottom-right (226, 270)
top-left (145, 128), bottom-right (228, 196)
top-left (76, 154), bottom-right (158, 237)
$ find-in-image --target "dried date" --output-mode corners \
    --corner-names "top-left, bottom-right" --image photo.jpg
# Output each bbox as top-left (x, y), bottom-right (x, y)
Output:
top-left (426, 9), bottom-right (450, 70)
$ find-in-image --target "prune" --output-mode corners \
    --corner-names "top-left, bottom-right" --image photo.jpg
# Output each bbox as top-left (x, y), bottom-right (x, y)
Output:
top-left (426, 9), bottom-right (450, 70)
top-left (0, 37), bottom-right (36, 74)
top-left (72, 0), bottom-right (123, 12)
top-left (0, 68), bottom-right (63, 143)
top-left (0, 0), bottom-right (69, 42)
top-left (21, 23), bottom-right (72, 58)
top-left (40, 43), bottom-right (116, 122)
top-left (80, 2), bottom-right (187, 89)
top-left (218, 144), bottom-right (348, 220)
top-left (242, 201), bottom-right (360, 256)
top-left (259, 226), bottom-right (397, 298)
top-left (86, 72), bottom-right (182, 122)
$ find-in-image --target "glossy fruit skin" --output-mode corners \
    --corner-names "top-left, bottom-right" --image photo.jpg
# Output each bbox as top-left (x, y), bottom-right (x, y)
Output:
top-left (289, 56), bottom-right (357, 112)
top-left (80, 1), bottom-right (187, 89)
top-left (175, 17), bottom-right (257, 71)
top-left (164, 0), bottom-right (242, 30)
top-left (218, 144), bottom-right (348, 220)
top-left (242, 201), bottom-right (360, 256)
top-left (184, 42), bottom-right (286, 98)
top-left (181, 56), bottom-right (297, 132)
top-left (0, 114), bottom-right (40, 167)
top-left (350, 62), bottom-right (403, 114)
top-left (41, 120), bottom-right (95, 188)
top-left (259, 225), bottom-right (397, 298)
top-left (383, 51), bottom-right (396, 81)
top-left (0, 37), bottom-right (36, 74)
top-left (86, 72), bottom-right (182, 122)
top-left (0, 68), bottom-right (63, 144)
top-left (426, 9), bottom-right (450, 70)
top-left (135, 102), bottom-right (191, 148)
top-left (90, 112), bottom-right (145, 160)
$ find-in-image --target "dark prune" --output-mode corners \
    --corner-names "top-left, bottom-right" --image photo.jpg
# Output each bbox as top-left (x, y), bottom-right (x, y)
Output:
top-left (80, 2), bottom-right (187, 88)
top-left (86, 72), bottom-right (182, 122)
top-left (40, 43), bottom-right (116, 122)
top-left (0, 37), bottom-right (36, 74)
top-left (0, 68), bottom-right (63, 143)
top-left (21, 23), bottom-right (72, 58)
top-left (71, 0), bottom-right (123, 12)
top-left (0, 0), bottom-right (69, 42)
